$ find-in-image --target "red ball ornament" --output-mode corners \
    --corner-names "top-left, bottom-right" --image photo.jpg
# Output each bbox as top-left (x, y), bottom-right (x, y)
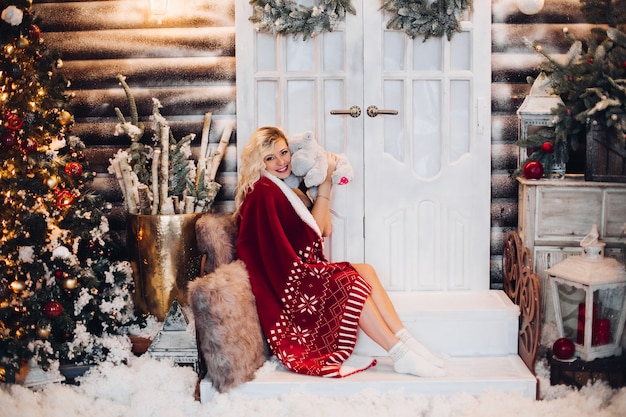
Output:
top-left (541, 141), bottom-right (554, 153)
top-left (64, 161), bottom-right (83, 177)
top-left (56, 190), bottom-right (74, 207)
top-left (5, 113), bottom-right (23, 131)
top-left (20, 137), bottom-right (38, 155)
top-left (54, 269), bottom-right (64, 279)
top-left (553, 337), bottom-right (575, 360)
top-left (43, 300), bottom-right (63, 319)
top-left (2, 132), bottom-right (17, 149)
top-left (587, 57), bottom-right (594, 63)
top-left (27, 24), bottom-right (41, 41)
top-left (523, 160), bottom-right (544, 180)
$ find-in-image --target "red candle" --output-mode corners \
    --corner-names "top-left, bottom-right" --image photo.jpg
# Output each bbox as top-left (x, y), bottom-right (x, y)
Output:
top-left (577, 303), bottom-right (600, 345)
top-left (577, 303), bottom-right (585, 344)
top-left (593, 319), bottom-right (611, 346)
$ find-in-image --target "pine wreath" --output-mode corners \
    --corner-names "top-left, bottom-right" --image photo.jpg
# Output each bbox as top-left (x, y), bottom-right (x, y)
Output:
top-left (381, 0), bottom-right (473, 41)
top-left (249, 0), bottom-right (357, 40)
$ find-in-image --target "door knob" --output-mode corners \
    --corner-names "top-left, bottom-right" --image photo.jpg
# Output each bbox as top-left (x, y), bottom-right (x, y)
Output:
top-left (366, 105), bottom-right (398, 117)
top-left (330, 105), bottom-right (362, 118)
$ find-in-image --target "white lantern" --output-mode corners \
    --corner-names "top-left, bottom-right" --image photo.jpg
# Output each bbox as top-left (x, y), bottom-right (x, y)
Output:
top-left (547, 225), bottom-right (626, 361)
top-left (516, 72), bottom-right (564, 166)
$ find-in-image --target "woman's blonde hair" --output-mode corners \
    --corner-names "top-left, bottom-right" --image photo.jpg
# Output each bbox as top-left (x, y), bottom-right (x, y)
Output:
top-left (234, 126), bottom-right (289, 217)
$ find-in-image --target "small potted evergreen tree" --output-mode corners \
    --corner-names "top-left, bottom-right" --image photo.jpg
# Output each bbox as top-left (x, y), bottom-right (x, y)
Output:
top-left (519, 3), bottom-right (626, 182)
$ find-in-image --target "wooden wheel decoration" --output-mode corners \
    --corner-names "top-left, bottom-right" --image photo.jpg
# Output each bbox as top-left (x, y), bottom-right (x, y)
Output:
top-left (503, 231), bottom-right (522, 303)
top-left (502, 230), bottom-right (541, 374)
top-left (518, 267), bottom-right (541, 374)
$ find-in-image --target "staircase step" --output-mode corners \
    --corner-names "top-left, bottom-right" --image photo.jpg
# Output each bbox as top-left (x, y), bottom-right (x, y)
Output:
top-left (199, 355), bottom-right (537, 402)
top-left (355, 290), bottom-right (520, 357)
top-left (199, 290), bottom-right (534, 403)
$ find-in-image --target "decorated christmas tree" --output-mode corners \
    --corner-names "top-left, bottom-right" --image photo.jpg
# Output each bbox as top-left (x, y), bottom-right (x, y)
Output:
top-left (0, 1), bottom-right (137, 383)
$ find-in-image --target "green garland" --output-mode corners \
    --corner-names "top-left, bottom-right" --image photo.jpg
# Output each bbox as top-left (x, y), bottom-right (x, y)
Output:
top-left (249, 0), bottom-right (356, 41)
top-left (381, 0), bottom-right (473, 41)
top-left (249, 0), bottom-right (471, 41)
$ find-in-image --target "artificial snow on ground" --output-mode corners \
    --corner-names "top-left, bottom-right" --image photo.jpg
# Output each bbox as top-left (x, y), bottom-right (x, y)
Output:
top-left (1, 352), bottom-right (625, 417)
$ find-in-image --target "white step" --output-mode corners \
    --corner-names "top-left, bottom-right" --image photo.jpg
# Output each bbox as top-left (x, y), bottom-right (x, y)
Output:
top-left (200, 355), bottom-right (537, 402)
top-left (199, 290), bottom-right (537, 402)
top-left (355, 290), bottom-right (520, 357)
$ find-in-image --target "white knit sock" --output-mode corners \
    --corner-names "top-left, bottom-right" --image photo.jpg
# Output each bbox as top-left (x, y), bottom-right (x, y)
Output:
top-left (388, 341), bottom-right (446, 377)
top-left (396, 328), bottom-right (445, 368)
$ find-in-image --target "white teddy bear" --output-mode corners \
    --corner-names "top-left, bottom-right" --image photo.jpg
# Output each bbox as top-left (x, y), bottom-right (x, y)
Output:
top-left (284, 131), bottom-right (354, 199)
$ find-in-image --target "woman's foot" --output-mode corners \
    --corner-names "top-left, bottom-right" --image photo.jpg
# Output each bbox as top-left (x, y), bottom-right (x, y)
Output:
top-left (396, 328), bottom-right (445, 368)
top-left (389, 341), bottom-right (446, 377)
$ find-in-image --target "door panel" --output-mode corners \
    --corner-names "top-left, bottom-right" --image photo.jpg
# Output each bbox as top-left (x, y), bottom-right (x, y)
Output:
top-left (362, 6), bottom-right (491, 291)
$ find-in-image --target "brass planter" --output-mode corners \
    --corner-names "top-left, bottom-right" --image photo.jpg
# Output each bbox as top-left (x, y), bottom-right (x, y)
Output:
top-left (126, 213), bottom-right (202, 321)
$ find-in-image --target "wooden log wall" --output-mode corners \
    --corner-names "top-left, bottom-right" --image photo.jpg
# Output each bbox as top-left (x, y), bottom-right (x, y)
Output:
top-left (33, 0), bottom-right (237, 244)
top-left (490, 0), bottom-right (593, 288)
top-left (32, 0), bottom-right (596, 288)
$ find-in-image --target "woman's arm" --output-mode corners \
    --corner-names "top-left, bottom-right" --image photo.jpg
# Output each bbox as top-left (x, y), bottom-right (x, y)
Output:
top-left (311, 152), bottom-right (337, 237)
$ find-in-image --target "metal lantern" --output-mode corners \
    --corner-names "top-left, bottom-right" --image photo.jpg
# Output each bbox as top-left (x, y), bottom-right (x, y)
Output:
top-left (148, 299), bottom-right (199, 373)
top-left (516, 72), bottom-right (564, 165)
top-left (547, 226), bottom-right (626, 361)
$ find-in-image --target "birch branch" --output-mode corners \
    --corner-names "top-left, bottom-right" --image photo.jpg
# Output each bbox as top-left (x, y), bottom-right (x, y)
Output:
top-left (208, 124), bottom-right (233, 182)
top-left (151, 148), bottom-right (161, 214)
top-left (197, 112), bottom-right (212, 184)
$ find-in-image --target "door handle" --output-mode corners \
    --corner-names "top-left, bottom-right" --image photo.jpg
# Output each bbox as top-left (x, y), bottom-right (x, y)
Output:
top-left (330, 105), bottom-right (362, 118)
top-left (366, 105), bottom-right (398, 117)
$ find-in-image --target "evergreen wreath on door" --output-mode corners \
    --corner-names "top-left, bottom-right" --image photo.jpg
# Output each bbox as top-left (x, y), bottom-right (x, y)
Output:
top-left (249, 0), bottom-right (472, 41)
top-left (248, 0), bottom-right (357, 41)
top-left (381, 0), bottom-right (473, 41)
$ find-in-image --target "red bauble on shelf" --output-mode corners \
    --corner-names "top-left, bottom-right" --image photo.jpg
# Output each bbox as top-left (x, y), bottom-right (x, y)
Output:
top-left (553, 337), bottom-right (575, 360)
top-left (541, 141), bottom-right (554, 153)
top-left (523, 160), bottom-right (544, 180)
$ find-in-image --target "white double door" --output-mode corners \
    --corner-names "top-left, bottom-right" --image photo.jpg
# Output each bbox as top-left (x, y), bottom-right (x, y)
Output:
top-left (236, 1), bottom-right (491, 291)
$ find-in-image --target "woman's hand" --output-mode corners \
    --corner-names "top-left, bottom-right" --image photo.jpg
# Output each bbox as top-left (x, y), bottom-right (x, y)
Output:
top-left (324, 152), bottom-right (338, 184)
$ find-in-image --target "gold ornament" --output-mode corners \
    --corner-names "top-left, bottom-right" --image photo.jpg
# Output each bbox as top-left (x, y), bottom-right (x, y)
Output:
top-left (36, 325), bottom-right (51, 339)
top-left (46, 175), bottom-right (59, 189)
top-left (16, 37), bottom-right (29, 49)
top-left (10, 280), bottom-right (25, 293)
top-left (62, 276), bottom-right (78, 290)
top-left (58, 110), bottom-right (72, 125)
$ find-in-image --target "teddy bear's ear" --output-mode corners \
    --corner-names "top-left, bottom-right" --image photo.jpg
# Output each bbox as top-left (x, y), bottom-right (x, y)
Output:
top-left (288, 131), bottom-right (306, 149)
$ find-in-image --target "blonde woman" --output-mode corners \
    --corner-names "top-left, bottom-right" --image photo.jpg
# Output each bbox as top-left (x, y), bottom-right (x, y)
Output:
top-left (234, 126), bottom-right (445, 378)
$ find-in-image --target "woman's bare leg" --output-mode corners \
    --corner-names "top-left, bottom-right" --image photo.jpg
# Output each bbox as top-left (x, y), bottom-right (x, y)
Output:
top-left (352, 263), bottom-right (403, 333)
top-left (358, 297), bottom-right (398, 351)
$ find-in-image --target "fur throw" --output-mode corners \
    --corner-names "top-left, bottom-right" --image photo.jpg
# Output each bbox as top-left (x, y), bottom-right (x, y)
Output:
top-left (188, 260), bottom-right (269, 393)
top-left (195, 213), bottom-right (238, 275)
